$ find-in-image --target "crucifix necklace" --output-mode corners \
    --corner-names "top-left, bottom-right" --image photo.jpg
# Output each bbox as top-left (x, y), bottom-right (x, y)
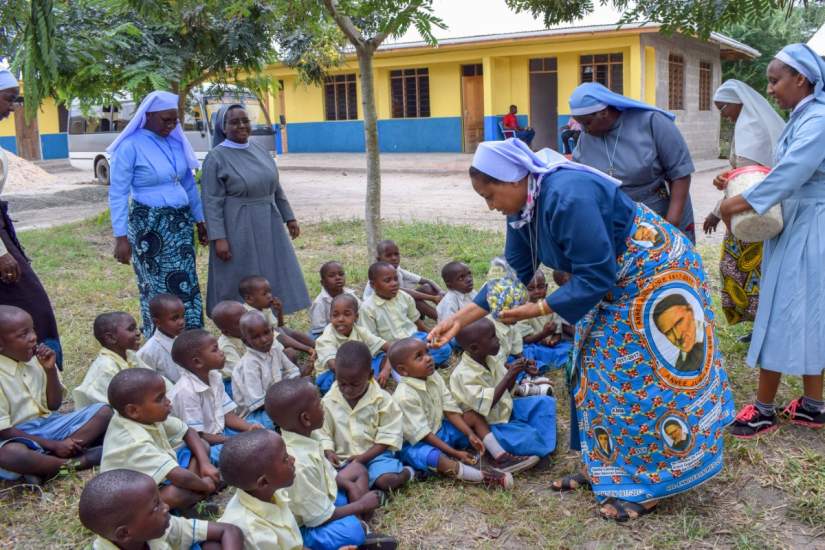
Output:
top-left (602, 122), bottom-right (622, 178)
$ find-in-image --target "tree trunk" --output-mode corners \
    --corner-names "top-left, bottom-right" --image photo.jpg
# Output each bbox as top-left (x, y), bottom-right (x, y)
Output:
top-left (358, 47), bottom-right (381, 256)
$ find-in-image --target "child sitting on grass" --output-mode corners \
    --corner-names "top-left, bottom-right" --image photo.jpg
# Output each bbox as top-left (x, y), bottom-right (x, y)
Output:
top-left (315, 294), bottom-right (391, 393)
top-left (168, 329), bottom-right (262, 463)
top-left (436, 261), bottom-right (477, 323)
top-left (390, 338), bottom-right (513, 489)
top-left (100, 368), bottom-right (220, 510)
top-left (0, 305), bottom-right (112, 481)
top-left (218, 429), bottom-right (303, 550)
top-left (517, 270), bottom-right (572, 373)
top-left (308, 261), bottom-right (361, 338)
top-left (318, 341), bottom-right (413, 492)
top-left (79, 469), bottom-right (243, 550)
top-left (365, 240), bottom-right (443, 321)
top-left (232, 311), bottom-right (301, 429)
top-left (450, 318), bottom-right (557, 473)
top-left (74, 311), bottom-right (146, 408)
top-left (210, 300), bottom-right (247, 396)
top-left (137, 294), bottom-right (187, 383)
top-left (266, 378), bottom-right (398, 550)
top-left (361, 262), bottom-right (452, 366)
top-left (239, 275), bottom-right (316, 363)
top-left (552, 270), bottom-right (575, 340)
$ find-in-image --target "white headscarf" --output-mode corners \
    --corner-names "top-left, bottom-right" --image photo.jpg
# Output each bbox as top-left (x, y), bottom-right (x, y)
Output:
top-left (713, 80), bottom-right (785, 167)
top-left (106, 91), bottom-right (199, 170)
top-left (0, 70), bottom-right (18, 91)
top-left (472, 138), bottom-right (620, 228)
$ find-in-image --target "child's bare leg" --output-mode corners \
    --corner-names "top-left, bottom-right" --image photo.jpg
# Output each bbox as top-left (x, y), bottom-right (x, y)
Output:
top-left (803, 374), bottom-right (824, 400)
top-left (159, 484), bottom-right (202, 510)
top-left (281, 327), bottom-right (315, 349)
top-left (756, 369), bottom-right (782, 404)
top-left (0, 442), bottom-right (101, 479)
top-left (337, 461), bottom-right (370, 502)
top-left (373, 469), bottom-right (411, 492)
top-left (416, 282), bottom-right (441, 296)
top-left (69, 406), bottom-right (113, 447)
top-left (462, 410), bottom-right (491, 438)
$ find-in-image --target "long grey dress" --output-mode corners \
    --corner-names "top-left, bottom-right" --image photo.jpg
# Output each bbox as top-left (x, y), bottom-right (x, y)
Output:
top-left (201, 143), bottom-right (310, 316)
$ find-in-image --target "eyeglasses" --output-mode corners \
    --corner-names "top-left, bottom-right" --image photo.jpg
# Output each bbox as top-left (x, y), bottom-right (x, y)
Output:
top-left (1, 94), bottom-right (22, 106)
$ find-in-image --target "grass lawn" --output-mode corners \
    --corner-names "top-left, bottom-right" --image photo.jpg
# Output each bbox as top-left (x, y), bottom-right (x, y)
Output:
top-left (2, 216), bottom-right (824, 549)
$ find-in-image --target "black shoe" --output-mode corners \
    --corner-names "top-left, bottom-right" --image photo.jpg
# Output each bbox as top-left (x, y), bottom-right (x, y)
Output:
top-left (361, 532), bottom-right (398, 549)
top-left (782, 397), bottom-right (825, 428)
top-left (728, 404), bottom-right (779, 439)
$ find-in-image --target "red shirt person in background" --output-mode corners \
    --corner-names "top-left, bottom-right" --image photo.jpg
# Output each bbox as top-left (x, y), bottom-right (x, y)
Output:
top-left (502, 105), bottom-right (535, 147)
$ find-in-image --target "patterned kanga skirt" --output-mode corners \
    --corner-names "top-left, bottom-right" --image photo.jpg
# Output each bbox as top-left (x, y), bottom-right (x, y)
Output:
top-left (719, 231), bottom-right (762, 324)
top-left (128, 201), bottom-right (203, 337)
top-left (570, 204), bottom-right (735, 503)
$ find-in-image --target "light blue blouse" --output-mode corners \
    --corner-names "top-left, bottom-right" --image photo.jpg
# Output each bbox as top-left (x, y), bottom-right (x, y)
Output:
top-left (109, 129), bottom-right (205, 237)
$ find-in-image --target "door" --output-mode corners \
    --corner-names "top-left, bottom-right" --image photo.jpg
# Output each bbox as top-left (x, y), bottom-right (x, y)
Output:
top-left (13, 104), bottom-right (41, 160)
top-left (529, 57), bottom-right (558, 150)
top-left (461, 64), bottom-right (484, 153)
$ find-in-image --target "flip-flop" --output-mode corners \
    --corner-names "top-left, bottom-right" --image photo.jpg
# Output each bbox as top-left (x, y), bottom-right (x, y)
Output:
top-left (550, 472), bottom-right (591, 492)
top-left (599, 497), bottom-right (657, 522)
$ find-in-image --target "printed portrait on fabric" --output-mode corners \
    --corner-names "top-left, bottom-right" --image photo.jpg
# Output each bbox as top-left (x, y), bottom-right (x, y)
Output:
top-left (655, 411), bottom-right (694, 456)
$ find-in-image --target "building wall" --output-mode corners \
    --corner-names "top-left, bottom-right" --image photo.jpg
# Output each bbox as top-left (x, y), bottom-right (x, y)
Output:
top-left (642, 33), bottom-right (721, 160)
top-left (0, 98), bottom-right (68, 159)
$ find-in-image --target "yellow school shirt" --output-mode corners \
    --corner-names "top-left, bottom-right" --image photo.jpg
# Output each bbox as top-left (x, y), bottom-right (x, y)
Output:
top-left (313, 323), bottom-right (385, 376)
top-left (318, 379), bottom-right (402, 460)
top-left (516, 313), bottom-right (563, 339)
top-left (393, 374), bottom-right (462, 444)
top-left (73, 348), bottom-right (147, 408)
top-left (243, 303), bottom-right (278, 330)
top-left (100, 412), bottom-right (188, 483)
top-left (218, 334), bottom-right (245, 379)
top-left (0, 354), bottom-right (58, 430)
top-left (281, 430), bottom-right (338, 527)
top-left (449, 352), bottom-right (513, 425)
top-left (92, 516), bottom-right (208, 550)
top-left (219, 488), bottom-right (303, 550)
top-left (360, 292), bottom-right (419, 341)
top-left (492, 318), bottom-right (523, 357)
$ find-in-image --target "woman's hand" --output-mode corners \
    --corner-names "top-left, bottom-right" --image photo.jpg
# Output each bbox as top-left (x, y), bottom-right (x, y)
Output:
top-left (703, 213), bottom-right (721, 235)
top-left (196, 222), bottom-right (208, 246)
top-left (428, 317), bottom-right (463, 348)
top-left (498, 302), bottom-right (543, 324)
top-left (719, 195), bottom-right (752, 232)
top-left (0, 253), bottom-right (20, 284)
top-left (113, 236), bottom-right (131, 265)
top-left (713, 173), bottom-right (730, 191)
top-left (286, 220), bottom-right (300, 240)
top-left (214, 239), bottom-right (232, 262)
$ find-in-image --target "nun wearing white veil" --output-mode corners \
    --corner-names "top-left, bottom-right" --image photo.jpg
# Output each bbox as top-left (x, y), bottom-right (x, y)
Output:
top-left (703, 80), bottom-right (785, 328)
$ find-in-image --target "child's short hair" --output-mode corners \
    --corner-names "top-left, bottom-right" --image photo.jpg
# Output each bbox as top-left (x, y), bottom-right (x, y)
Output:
top-left (219, 429), bottom-right (283, 490)
top-left (331, 293), bottom-right (358, 312)
top-left (367, 261), bottom-right (394, 282)
top-left (441, 261), bottom-right (466, 284)
top-left (376, 239), bottom-right (397, 256)
top-left (211, 300), bottom-right (246, 332)
top-left (170, 328), bottom-right (213, 369)
top-left (455, 317), bottom-right (496, 350)
top-left (239, 310), bottom-right (268, 337)
top-left (265, 378), bottom-right (316, 428)
top-left (148, 293), bottom-right (183, 319)
top-left (93, 312), bottom-right (132, 345)
top-left (108, 368), bottom-right (164, 415)
top-left (335, 341), bottom-right (372, 375)
top-left (387, 337), bottom-right (419, 368)
top-left (0, 305), bottom-right (30, 332)
top-left (319, 261), bottom-right (342, 278)
top-left (238, 275), bottom-right (268, 299)
top-left (79, 469), bottom-right (156, 538)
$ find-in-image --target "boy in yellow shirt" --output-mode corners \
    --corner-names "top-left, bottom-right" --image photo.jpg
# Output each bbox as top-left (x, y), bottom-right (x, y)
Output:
top-left (308, 261), bottom-right (361, 338)
top-left (517, 270), bottom-right (572, 375)
top-left (137, 294), bottom-right (187, 383)
top-left (210, 299), bottom-right (248, 397)
top-left (79, 469), bottom-right (243, 550)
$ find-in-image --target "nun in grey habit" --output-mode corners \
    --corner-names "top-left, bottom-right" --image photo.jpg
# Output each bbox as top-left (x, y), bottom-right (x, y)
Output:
top-left (201, 104), bottom-right (310, 315)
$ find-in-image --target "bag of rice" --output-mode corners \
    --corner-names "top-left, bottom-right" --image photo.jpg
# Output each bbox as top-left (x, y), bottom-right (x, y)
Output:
top-left (725, 166), bottom-right (784, 242)
top-left (484, 257), bottom-right (528, 319)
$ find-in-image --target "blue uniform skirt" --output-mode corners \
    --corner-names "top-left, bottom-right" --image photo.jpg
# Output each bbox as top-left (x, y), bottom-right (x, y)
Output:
top-left (570, 204), bottom-right (735, 503)
top-left (128, 201), bottom-right (204, 337)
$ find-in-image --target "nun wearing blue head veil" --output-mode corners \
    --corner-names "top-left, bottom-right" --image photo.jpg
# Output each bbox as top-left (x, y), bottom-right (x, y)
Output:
top-left (108, 91), bottom-right (207, 337)
top-left (570, 83), bottom-right (697, 243)
top-left (429, 138), bottom-right (734, 521)
top-left (721, 44), bottom-right (825, 438)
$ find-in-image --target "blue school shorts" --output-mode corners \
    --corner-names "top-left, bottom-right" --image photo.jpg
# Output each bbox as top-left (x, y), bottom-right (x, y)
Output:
top-left (489, 395), bottom-right (557, 457)
top-left (316, 353), bottom-right (387, 395)
top-left (400, 420), bottom-right (469, 472)
top-left (521, 340), bottom-right (572, 373)
top-left (352, 451), bottom-right (404, 487)
top-left (0, 403), bottom-right (108, 480)
top-left (246, 408), bottom-right (276, 430)
top-left (412, 331), bottom-right (452, 366)
top-left (222, 378), bottom-right (233, 399)
top-left (300, 491), bottom-right (367, 550)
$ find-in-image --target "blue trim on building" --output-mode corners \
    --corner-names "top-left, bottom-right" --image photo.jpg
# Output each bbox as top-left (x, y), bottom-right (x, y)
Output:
top-left (273, 124), bottom-right (283, 155)
top-left (40, 133), bottom-right (69, 160)
top-left (483, 115), bottom-right (528, 141)
top-left (377, 117), bottom-right (462, 152)
top-left (286, 121), bottom-right (365, 153)
top-left (0, 136), bottom-right (17, 155)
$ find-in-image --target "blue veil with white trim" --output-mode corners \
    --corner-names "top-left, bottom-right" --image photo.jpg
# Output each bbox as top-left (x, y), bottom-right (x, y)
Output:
top-left (569, 82), bottom-right (675, 120)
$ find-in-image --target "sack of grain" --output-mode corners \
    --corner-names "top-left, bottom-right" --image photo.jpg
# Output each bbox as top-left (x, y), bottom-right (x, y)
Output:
top-left (725, 166), bottom-right (783, 242)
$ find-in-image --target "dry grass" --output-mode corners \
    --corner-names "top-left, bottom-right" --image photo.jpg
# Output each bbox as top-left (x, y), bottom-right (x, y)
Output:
top-left (1, 218), bottom-right (824, 549)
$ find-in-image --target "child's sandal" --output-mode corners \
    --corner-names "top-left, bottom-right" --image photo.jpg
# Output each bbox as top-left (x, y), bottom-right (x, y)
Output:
top-left (599, 497), bottom-right (657, 522)
top-left (550, 472), bottom-right (591, 492)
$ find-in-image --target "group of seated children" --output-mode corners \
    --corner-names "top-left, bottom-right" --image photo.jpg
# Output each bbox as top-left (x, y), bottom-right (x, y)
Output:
top-left (0, 238), bottom-right (573, 549)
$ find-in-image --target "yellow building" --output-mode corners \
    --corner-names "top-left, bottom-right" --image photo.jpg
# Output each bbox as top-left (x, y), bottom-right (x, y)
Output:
top-left (264, 23), bottom-right (757, 159)
top-left (0, 96), bottom-right (68, 161)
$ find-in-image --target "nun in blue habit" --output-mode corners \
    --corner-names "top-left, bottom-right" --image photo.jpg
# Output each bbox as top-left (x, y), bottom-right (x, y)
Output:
top-left (108, 91), bottom-right (207, 337)
top-left (721, 44), bottom-right (825, 438)
top-left (570, 83), bottom-right (697, 243)
top-left (429, 138), bottom-right (734, 521)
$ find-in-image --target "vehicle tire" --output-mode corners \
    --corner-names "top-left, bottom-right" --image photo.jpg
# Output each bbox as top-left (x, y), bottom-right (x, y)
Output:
top-left (95, 157), bottom-right (111, 185)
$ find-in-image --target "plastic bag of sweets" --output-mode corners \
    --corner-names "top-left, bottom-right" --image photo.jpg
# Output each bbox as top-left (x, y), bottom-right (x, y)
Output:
top-left (484, 257), bottom-right (528, 319)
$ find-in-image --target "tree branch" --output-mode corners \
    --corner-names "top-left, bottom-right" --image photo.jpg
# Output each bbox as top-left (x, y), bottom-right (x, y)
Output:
top-left (371, 2), bottom-right (421, 48)
top-left (321, 0), bottom-right (366, 49)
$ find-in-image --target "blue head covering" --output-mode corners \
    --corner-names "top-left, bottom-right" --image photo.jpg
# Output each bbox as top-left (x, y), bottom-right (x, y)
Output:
top-left (0, 70), bottom-right (18, 91)
top-left (472, 138), bottom-right (620, 228)
top-left (569, 82), bottom-right (676, 120)
top-left (774, 43), bottom-right (825, 104)
top-left (211, 103), bottom-right (245, 148)
top-left (106, 91), bottom-right (199, 170)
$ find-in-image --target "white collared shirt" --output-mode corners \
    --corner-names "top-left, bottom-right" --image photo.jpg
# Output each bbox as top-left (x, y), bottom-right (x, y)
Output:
top-left (168, 369), bottom-right (237, 434)
top-left (232, 345), bottom-right (300, 417)
top-left (436, 289), bottom-right (477, 322)
top-left (308, 287), bottom-right (360, 334)
top-left (137, 331), bottom-right (182, 383)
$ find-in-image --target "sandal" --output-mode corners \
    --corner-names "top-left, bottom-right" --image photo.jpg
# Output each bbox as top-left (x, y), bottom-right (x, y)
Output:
top-left (550, 472), bottom-right (591, 492)
top-left (599, 497), bottom-right (657, 522)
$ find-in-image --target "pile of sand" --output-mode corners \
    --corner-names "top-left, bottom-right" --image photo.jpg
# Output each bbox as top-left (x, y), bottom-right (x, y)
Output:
top-left (2, 150), bottom-right (59, 194)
